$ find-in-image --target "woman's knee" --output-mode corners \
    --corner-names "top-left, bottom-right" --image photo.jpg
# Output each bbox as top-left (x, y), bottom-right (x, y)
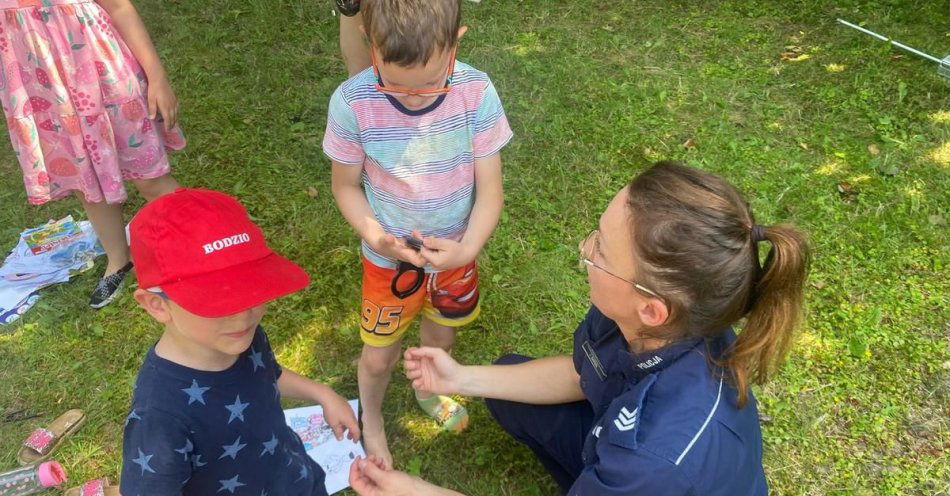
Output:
top-left (484, 354), bottom-right (535, 431)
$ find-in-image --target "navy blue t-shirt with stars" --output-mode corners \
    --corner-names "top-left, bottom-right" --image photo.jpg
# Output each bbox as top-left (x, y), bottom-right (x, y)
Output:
top-left (121, 327), bottom-right (327, 496)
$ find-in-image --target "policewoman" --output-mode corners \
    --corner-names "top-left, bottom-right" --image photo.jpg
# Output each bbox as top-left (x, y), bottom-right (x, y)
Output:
top-left (350, 161), bottom-right (811, 496)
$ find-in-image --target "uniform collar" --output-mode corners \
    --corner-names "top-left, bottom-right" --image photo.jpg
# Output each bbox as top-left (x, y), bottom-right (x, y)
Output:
top-left (615, 337), bottom-right (705, 382)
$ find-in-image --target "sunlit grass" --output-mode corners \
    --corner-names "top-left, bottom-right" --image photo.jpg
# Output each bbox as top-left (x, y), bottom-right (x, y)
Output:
top-left (0, 1), bottom-right (947, 495)
top-left (929, 141), bottom-right (950, 167)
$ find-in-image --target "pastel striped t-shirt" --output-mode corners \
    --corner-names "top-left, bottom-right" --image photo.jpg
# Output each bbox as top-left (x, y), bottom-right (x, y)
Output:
top-left (323, 61), bottom-right (513, 271)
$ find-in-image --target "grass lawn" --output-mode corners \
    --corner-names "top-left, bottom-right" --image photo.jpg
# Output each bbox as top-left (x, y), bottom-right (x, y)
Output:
top-left (1, 0), bottom-right (947, 494)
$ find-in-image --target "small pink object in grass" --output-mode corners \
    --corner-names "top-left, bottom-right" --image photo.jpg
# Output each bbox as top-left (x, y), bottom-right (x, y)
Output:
top-left (79, 479), bottom-right (105, 496)
top-left (0, 460), bottom-right (67, 496)
top-left (37, 461), bottom-right (67, 487)
top-left (23, 428), bottom-right (54, 454)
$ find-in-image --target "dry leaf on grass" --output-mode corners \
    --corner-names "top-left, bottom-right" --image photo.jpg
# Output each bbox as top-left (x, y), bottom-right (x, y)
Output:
top-left (837, 181), bottom-right (857, 197)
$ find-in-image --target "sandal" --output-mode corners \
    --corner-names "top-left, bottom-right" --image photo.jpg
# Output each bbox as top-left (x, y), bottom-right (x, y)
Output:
top-left (2, 407), bottom-right (43, 423)
top-left (65, 478), bottom-right (121, 496)
top-left (17, 409), bottom-right (86, 465)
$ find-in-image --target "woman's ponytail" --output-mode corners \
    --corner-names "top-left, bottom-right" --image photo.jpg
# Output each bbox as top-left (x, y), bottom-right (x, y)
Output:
top-left (727, 224), bottom-right (810, 407)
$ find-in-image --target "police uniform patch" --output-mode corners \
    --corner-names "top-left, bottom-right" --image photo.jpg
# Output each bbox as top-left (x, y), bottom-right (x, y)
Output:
top-left (605, 374), bottom-right (657, 450)
top-left (582, 340), bottom-right (607, 381)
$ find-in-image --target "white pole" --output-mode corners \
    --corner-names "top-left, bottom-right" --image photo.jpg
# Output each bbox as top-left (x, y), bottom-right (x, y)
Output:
top-left (837, 18), bottom-right (943, 64)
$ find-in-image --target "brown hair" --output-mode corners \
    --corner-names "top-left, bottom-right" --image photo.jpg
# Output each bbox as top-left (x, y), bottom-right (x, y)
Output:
top-left (626, 161), bottom-right (810, 407)
top-left (362, 0), bottom-right (461, 66)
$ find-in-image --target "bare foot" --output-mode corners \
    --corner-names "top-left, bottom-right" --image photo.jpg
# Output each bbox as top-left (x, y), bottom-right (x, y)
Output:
top-left (361, 415), bottom-right (393, 470)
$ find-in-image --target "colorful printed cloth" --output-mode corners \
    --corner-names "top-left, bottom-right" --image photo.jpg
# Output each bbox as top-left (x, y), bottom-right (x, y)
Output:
top-left (0, 216), bottom-right (102, 326)
top-left (0, 0), bottom-right (185, 205)
top-left (0, 289), bottom-right (39, 327)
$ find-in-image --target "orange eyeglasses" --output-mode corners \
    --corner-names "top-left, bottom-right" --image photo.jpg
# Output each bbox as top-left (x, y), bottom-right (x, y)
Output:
top-left (371, 46), bottom-right (457, 97)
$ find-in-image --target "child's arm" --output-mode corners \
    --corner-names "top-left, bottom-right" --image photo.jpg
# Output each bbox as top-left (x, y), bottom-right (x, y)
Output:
top-left (277, 368), bottom-right (361, 442)
top-left (95, 0), bottom-right (178, 129)
top-left (331, 161), bottom-right (427, 267)
top-left (120, 409), bottom-right (192, 495)
top-left (419, 153), bottom-right (503, 270)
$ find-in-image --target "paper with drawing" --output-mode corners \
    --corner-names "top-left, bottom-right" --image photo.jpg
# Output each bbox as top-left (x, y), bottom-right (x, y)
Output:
top-left (284, 400), bottom-right (364, 495)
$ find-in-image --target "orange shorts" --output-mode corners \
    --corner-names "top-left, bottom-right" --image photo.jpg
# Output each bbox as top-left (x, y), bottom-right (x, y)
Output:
top-left (360, 256), bottom-right (480, 347)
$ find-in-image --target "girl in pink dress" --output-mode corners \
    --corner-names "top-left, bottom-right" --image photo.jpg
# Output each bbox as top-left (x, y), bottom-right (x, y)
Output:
top-left (0, 0), bottom-right (186, 308)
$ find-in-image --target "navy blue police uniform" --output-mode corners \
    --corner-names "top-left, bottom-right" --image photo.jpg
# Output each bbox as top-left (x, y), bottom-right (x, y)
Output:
top-left (486, 306), bottom-right (769, 495)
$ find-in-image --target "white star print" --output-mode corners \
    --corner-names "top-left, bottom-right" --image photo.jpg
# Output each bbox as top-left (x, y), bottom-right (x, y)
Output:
top-left (224, 395), bottom-right (250, 424)
top-left (181, 379), bottom-right (210, 405)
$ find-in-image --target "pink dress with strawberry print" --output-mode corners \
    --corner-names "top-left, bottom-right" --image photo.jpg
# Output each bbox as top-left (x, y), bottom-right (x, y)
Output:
top-left (0, 0), bottom-right (185, 205)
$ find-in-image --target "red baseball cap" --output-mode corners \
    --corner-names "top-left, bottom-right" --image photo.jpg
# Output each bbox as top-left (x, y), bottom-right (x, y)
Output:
top-left (130, 188), bottom-right (310, 318)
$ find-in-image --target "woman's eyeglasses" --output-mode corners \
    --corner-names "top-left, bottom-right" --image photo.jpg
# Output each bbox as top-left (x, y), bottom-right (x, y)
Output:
top-left (579, 230), bottom-right (663, 300)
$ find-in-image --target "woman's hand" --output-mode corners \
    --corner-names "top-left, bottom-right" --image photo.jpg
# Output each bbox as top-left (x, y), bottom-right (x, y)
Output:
top-left (349, 456), bottom-right (417, 496)
top-left (404, 347), bottom-right (466, 396)
top-left (350, 456), bottom-right (459, 496)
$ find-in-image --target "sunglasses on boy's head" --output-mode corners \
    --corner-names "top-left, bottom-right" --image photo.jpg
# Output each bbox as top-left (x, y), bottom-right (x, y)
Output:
top-left (371, 46), bottom-right (457, 97)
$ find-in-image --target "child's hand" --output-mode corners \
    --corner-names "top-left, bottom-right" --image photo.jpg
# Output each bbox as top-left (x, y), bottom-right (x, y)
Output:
top-left (374, 233), bottom-right (427, 267)
top-left (319, 390), bottom-right (361, 442)
top-left (404, 347), bottom-right (465, 396)
top-left (416, 232), bottom-right (476, 271)
top-left (147, 75), bottom-right (179, 131)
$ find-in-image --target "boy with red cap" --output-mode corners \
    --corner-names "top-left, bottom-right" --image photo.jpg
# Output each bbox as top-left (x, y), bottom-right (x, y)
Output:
top-left (120, 188), bottom-right (360, 496)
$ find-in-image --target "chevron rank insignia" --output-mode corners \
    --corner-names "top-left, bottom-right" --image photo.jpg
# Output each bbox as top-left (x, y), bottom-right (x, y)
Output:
top-left (614, 407), bottom-right (639, 432)
top-left (606, 375), bottom-right (657, 450)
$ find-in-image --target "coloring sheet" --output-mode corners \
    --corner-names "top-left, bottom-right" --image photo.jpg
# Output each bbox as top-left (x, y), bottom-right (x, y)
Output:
top-left (284, 400), bottom-right (365, 495)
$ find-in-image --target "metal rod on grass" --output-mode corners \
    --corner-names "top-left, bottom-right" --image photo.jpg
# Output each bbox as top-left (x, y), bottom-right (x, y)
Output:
top-left (837, 18), bottom-right (943, 64)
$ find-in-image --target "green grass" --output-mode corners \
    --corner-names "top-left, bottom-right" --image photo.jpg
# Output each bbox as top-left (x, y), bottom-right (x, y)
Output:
top-left (1, 0), bottom-right (948, 494)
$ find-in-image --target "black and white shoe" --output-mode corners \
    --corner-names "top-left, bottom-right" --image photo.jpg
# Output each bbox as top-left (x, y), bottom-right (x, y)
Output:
top-left (335, 0), bottom-right (360, 16)
top-left (89, 262), bottom-right (134, 309)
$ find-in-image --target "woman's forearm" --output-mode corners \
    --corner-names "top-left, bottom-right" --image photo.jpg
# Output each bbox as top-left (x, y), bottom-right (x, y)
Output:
top-left (460, 355), bottom-right (584, 404)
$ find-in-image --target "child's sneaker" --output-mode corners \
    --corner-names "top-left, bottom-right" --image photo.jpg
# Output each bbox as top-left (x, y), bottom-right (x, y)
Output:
top-left (89, 262), bottom-right (133, 309)
top-left (417, 394), bottom-right (469, 433)
top-left (335, 0), bottom-right (360, 16)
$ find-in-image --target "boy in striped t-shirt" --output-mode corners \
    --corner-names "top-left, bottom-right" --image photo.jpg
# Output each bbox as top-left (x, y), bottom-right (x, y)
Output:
top-left (324, 0), bottom-right (512, 469)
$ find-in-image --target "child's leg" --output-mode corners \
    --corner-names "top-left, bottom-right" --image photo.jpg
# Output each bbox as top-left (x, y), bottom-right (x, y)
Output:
top-left (340, 12), bottom-right (371, 76)
top-left (357, 256), bottom-right (426, 466)
top-left (76, 193), bottom-right (130, 275)
top-left (78, 193), bottom-right (137, 308)
top-left (419, 316), bottom-right (455, 358)
top-left (418, 317), bottom-right (454, 400)
top-left (131, 174), bottom-right (180, 202)
top-left (358, 340), bottom-right (402, 469)
top-left (416, 261), bottom-right (481, 432)
top-left (416, 317), bottom-right (468, 432)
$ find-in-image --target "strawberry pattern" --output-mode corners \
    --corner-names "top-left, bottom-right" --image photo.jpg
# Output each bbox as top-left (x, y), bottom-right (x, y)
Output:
top-left (34, 66), bottom-right (50, 87)
top-left (0, 0), bottom-right (185, 205)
